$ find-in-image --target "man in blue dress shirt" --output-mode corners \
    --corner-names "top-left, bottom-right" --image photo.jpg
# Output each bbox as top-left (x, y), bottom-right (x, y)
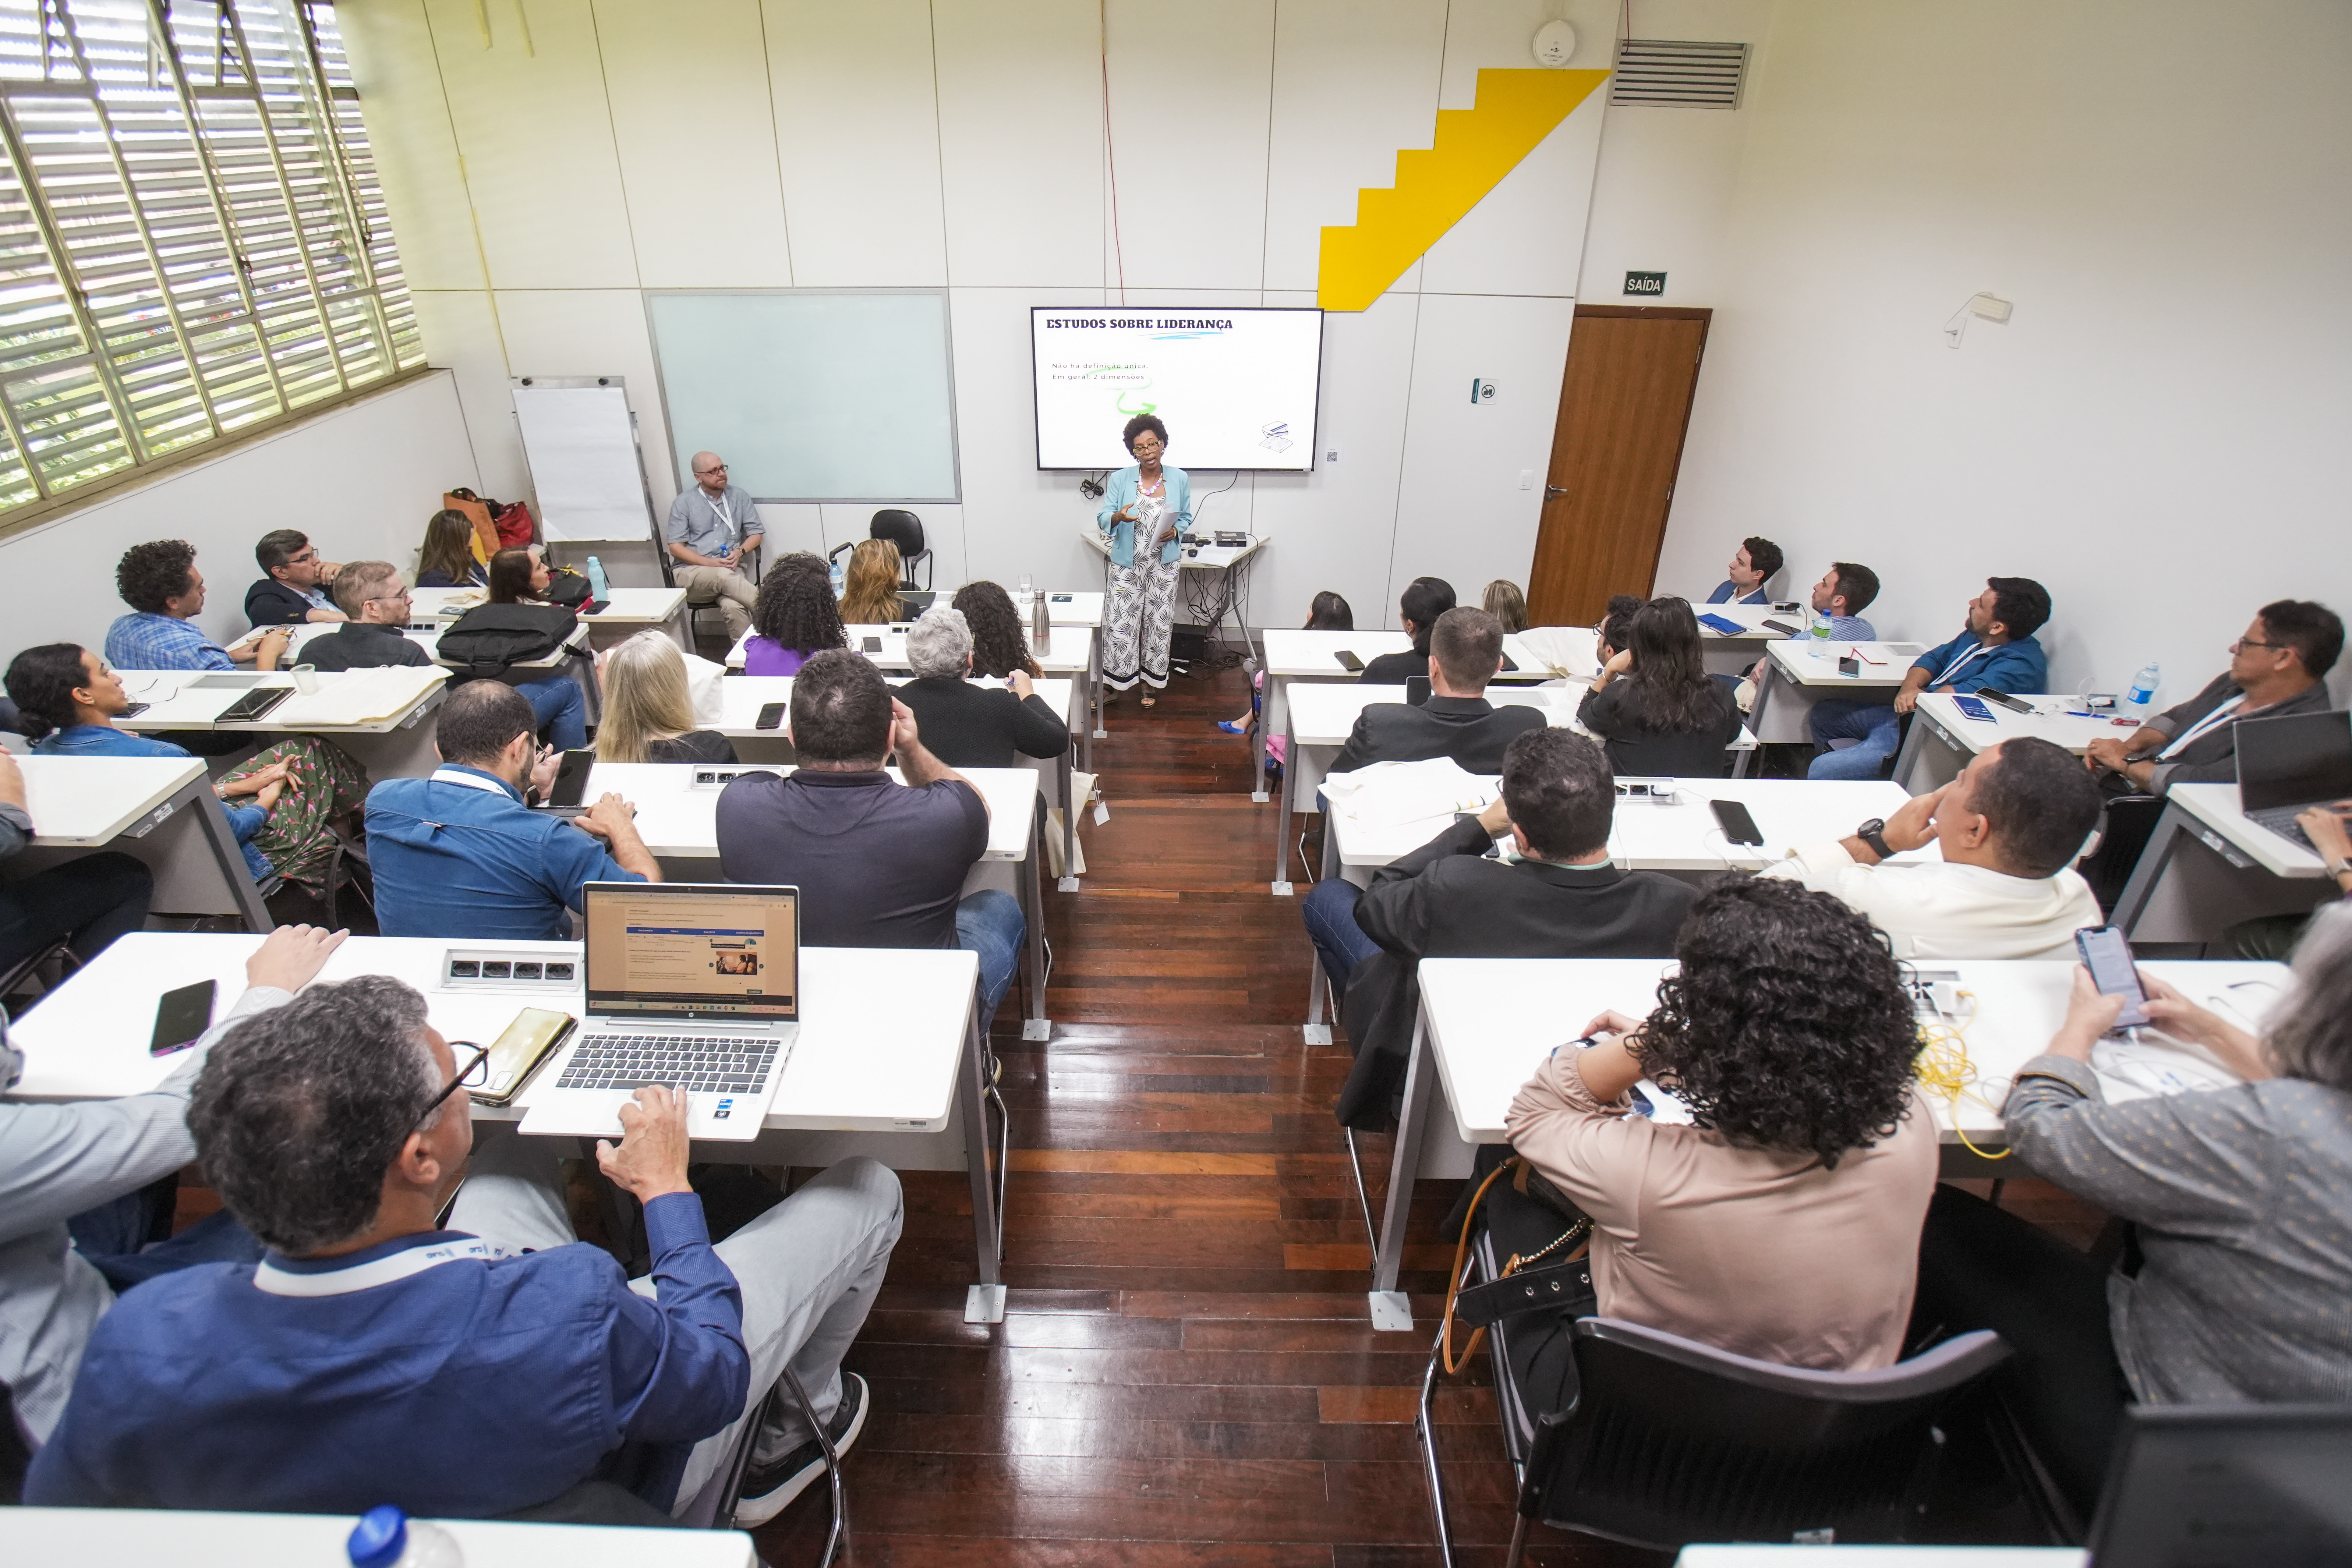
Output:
top-left (1808, 576), bottom-right (2052, 780)
top-left (103, 538), bottom-right (290, 675)
top-left (28, 976), bottom-right (902, 1525)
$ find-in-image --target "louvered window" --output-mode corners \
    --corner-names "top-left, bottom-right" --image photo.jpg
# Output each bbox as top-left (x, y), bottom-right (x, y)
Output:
top-left (1609, 39), bottom-right (1750, 110)
top-left (0, 0), bottom-right (421, 523)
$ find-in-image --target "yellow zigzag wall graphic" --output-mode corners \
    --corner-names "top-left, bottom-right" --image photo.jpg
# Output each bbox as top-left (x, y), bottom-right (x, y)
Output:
top-left (1317, 67), bottom-right (1610, 312)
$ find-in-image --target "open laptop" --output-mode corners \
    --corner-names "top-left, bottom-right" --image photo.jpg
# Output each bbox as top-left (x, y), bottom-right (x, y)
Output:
top-left (2234, 708), bottom-right (2352, 852)
top-left (2086, 1404), bottom-right (2352, 1565)
top-left (517, 882), bottom-right (799, 1142)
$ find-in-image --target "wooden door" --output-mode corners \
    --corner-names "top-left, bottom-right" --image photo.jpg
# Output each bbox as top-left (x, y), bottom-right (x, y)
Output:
top-left (1525, 305), bottom-right (1711, 626)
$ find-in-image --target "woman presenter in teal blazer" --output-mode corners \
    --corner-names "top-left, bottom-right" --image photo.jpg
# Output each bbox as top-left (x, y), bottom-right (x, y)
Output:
top-left (1094, 415), bottom-right (1191, 707)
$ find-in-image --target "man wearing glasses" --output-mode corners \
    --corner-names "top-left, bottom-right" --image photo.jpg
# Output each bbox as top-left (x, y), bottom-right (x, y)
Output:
top-left (2086, 599), bottom-right (2342, 797)
top-left (662, 450), bottom-right (764, 644)
top-left (299, 562), bottom-right (436, 672)
top-left (245, 529), bottom-right (349, 628)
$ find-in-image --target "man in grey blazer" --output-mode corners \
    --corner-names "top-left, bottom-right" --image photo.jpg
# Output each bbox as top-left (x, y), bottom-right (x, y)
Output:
top-left (1328, 606), bottom-right (1545, 776)
top-left (0, 925), bottom-right (343, 1444)
top-left (2088, 599), bottom-right (2341, 797)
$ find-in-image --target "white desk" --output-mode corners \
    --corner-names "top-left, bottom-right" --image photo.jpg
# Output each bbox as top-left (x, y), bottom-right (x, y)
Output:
top-left (1748, 640), bottom-right (1926, 747)
top-left (1894, 694), bottom-right (2139, 795)
top-left (584, 762), bottom-right (1056, 1042)
top-left (0, 1510), bottom-right (756, 1567)
top-left (114, 666), bottom-right (450, 780)
top-left (2111, 782), bottom-right (2338, 946)
top-left (10, 755), bottom-right (269, 930)
top-left (1364, 955), bottom-right (2285, 1326)
top-left (413, 585), bottom-right (692, 652)
top-left (1692, 604), bottom-right (1811, 675)
top-left (7, 931), bottom-right (1014, 1323)
top-left (1677, 1549), bottom-right (2085, 1567)
top-left (1023, 590), bottom-right (1107, 758)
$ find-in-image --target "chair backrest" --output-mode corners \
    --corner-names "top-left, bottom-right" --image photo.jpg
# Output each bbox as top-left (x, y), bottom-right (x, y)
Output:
top-left (1, 1377), bottom-right (33, 1504)
top-left (2079, 794), bottom-right (2165, 915)
top-left (1523, 1317), bottom-right (2009, 1550)
top-left (869, 509), bottom-right (925, 561)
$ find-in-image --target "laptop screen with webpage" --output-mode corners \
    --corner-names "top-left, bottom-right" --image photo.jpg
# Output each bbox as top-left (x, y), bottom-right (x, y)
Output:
top-left (2236, 709), bottom-right (2352, 815)
top-left (582, 882), bottom-right (799, 1024)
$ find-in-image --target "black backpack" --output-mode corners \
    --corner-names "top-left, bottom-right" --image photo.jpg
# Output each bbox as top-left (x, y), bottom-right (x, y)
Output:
top-left (437, 604), bottom-right (579, 679)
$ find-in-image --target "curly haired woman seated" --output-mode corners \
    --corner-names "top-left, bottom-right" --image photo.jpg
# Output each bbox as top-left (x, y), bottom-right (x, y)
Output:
top-left (742, 553), bottom-right (848, 677)
top-left (1505, 875), bottom-right (1937, 1371)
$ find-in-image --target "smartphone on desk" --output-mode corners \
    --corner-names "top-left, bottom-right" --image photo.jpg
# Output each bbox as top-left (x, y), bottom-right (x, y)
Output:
top-left (1710, 798), bottom-right (1765, 846)
top-left (579, 599), bottom-right (610, 616)
top-left (150, 979), bottom-right (216, 1056)
top-left (1499, 653), bottom-right (1519, 672)
top-left (2075, 926), bottom-right (2151, 1029)
top-left (755, 701), bottom-right (785, 730)
top-left (862, 636), bottom-right (884, 654)
top-left (1952, 695), bottom-right (1997, 722)
top-left (1334, 650), bottom-right (1364, 672)
top-left (1762, 619), bottom-right (1802, 637)
top-left (470, 1007), bottom-right (577, 1107)
top-left (216, 686), bottom-right (291, 722)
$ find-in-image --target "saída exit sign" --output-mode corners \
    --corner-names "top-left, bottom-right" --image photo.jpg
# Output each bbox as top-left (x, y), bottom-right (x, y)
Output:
top-left (1624, 271), bottom-right (1667, 296)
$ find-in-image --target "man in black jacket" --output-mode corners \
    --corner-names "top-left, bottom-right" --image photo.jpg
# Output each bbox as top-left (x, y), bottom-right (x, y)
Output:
top-left (244, 529), bottom-right (347, 628)
top-left (1311, 727), bottom-right (1698, 1129)
top-left (298, 562), bottom-right (434, 672)
top-left (2086, 599), bottom-right (2341, 797)
top-left (893, 605), bottom-right (1071, 769)
top-left (1329, 606), bottom-right (1544, 775)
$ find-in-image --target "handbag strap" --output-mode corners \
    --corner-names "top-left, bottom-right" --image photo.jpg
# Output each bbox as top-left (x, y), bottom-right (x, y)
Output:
top-left (1437, 1155), bottom-right (1591, 1375)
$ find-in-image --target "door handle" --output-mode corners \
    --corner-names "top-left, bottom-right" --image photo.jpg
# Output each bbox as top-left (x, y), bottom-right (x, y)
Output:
top-left (1545, 485), bottom-right (1568, 498)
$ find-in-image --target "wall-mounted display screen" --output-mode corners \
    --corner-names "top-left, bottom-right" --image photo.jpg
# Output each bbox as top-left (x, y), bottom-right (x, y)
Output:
top-left (1032, 307), bottom-right (1322, 472)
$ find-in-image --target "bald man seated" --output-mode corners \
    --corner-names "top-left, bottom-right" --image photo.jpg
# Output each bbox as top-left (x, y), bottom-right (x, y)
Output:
top-left (663, 451), bottom-right (764, 643)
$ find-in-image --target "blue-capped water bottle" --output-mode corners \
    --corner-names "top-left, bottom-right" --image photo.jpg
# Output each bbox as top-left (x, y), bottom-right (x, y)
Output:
top-left (585, 555), bottom-right (609, 604)
top-left (830, 554), bottom-right (846, 599)
top-left (347, 1505), bottom-right (464, 1568)
top-left (2125, 661), bottom-right (2160, 721)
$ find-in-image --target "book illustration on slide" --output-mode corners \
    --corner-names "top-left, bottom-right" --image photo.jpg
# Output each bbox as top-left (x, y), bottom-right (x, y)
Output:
top-left (1260, 422), bottom-right (1293, 453)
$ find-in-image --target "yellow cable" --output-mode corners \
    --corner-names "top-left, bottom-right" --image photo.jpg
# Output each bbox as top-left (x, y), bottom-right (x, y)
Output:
top-left (1911, 990), bottom-right (2012, 1161)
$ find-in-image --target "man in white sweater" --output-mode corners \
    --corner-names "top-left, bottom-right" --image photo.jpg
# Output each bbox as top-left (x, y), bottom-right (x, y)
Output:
top-left (1762, 736), bottom-right (2102, 958)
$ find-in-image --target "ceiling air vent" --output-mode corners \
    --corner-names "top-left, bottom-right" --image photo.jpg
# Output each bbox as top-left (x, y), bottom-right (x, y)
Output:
top-left (1610, 39), bottom-right (1750, 109)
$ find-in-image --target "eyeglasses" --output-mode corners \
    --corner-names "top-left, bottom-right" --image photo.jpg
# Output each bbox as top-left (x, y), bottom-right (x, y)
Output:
top-left (417, 1043), bottom-right (491, 1125)
top-left (364, 587), bottom-right (413, 605)
top-left (698, 464), bottom-right (728, 475)
top-left (2231, 637), bottom-right (2280, 652)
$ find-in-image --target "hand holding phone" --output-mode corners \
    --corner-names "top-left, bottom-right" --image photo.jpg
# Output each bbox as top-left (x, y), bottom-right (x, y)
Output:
top-left (2075, 925), bottom-right (2150, 1029)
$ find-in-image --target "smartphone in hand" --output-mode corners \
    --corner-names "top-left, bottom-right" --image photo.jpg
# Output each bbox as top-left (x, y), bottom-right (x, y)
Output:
top-left (2075, 925), bottom-right (2151, 1029)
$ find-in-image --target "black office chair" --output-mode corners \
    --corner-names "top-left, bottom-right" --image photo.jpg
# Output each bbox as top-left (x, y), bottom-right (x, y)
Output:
top-left (2078, 794), bottom-right (2165, 916)
top-left (0, 1377), bottom-right (31, 1504)
top-left (1420, 1211), bottom-right (2011, 1564)
top-left (868, 510), bottom-right (932, 591)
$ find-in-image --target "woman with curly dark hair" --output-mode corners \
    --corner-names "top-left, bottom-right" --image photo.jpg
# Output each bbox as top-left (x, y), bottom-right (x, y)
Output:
top-left (1505, 875), bottom-right (1936, 1371)
top-left (742, 552), bottom-right (848, 676)
top-left (951, 580), bottom-right (1041, 679)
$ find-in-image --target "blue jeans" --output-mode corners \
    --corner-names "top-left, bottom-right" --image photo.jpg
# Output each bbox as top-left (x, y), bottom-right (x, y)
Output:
top-left (69, 1184), bottom-right (264, 1294)
top-left (1808, 698), bottom-right (1903, 780)
top-left (221, 800), bottom-right (274, 881)
top-left (516, 675), bottom-right (588, 752)
top-left (955, 889), bottom-right (1025, 1019)
top-left (1302, 877), bottom-right (1380, 994)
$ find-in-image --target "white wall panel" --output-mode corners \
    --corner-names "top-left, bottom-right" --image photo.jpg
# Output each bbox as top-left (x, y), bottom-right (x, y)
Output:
top-left (1101, 0), bottom-right (1274, 292)
top-left (492, 290), bottom-right (674, 501)
top-left (751, 503), bottom-right (827, 564)
top-left (931, 0), bottom-right (1105, 288)
top-left (420, 0), bottom-right (639, 289)
top-left (1388, 293), bottom-right (1574, 615)
top-left (948, 286), bottom-right (1101, 593)
top-left (1420, 91), bottom-right (1606, 298)
top-left (763, 0), bottom-right (949, 287)
top-left (594, 0), bottom-right (794, 289)
top-left (410, 289), bottom-right (529, 498)
top-left (1262, 0), bottom-right (1450, 293)
top-left (336, 0), bottom-right (484, 292)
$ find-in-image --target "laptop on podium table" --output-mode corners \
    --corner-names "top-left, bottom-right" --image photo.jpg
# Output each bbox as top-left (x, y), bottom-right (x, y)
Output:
top-left (2233, 708), bottom-right (2352, 853)
top-left (518, 882), bottom-right (800, 1142)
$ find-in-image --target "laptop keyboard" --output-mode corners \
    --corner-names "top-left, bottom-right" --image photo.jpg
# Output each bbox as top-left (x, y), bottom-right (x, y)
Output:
top-left (2247, 807), bottom-right (2315, 852)
top-left (556, 1034), bottom-right (781, 1095)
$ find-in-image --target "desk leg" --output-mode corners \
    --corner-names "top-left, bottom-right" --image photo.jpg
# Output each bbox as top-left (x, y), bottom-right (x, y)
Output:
top-left (956, 998), bottom-right (1008, 1324)
top-left (190, 783), bottom-right (273, 933)
top-left (662, 605), bottom-right (692, 654)
top-left (1304, 824), bottom-right (1337, 1044)
top-left (1369, 1002), bottom-right (1434, 1330)
top-left (2110, 801), bottom-right (2189, 940)
top-left (1272, 699), bottom-right (1300, 895)
top-left (1891, 710), bottom-right (1933, 794)
top-left (1087, 626), bottom-right (1105, 750)
top-left (1021, 812), bottom-right (1051, 1041)
top-left (1749, 664), bottom-right (1779, 746)
top-left (1057, 745), bottom-right (1079, 893)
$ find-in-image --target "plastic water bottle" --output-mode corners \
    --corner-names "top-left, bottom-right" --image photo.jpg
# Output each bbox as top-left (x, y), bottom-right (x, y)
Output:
top-left (829, 555), bottom-right (846, 599)
top-left (2125, 662), bottom-right (2161, 720)
top-left (1809, 608), bottom-right (1833, 658)
top-left (347, 1505), bottom-right (464, 1568)
top-left (584, 555), bottom-right (609, 602)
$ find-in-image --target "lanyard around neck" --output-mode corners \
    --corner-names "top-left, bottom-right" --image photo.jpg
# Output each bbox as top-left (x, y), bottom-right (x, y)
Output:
top-left (254, 1235), bottom-right (509, 1298)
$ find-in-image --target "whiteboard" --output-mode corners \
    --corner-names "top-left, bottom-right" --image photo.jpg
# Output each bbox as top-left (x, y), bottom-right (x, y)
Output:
top-left (646, 291), bottom-right (959, 503)
top-left (510, 381), bottom-right (656, 542)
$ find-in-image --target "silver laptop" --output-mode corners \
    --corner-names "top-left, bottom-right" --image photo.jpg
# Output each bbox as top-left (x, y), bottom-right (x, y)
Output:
top-left (518, 882), bottom-right (800, 1142)
top-left (2235, 708), bottom-right (2352, 853)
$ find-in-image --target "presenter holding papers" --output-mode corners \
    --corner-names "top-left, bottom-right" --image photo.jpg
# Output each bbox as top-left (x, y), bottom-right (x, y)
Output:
top-left (1095, 416), bottom-right (1191, 708)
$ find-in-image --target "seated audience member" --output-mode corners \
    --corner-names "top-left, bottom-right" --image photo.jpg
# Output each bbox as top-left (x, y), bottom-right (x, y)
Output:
top-left (2085, 599), bottom-right (2341, 797)
top-left (103, 539), bottom-right (287, 673)
top-left (1595, 593), bottom-right (1641, 665)
top-left (1507, 876), bottom-right (1937, 1371)
top-left (1914, 907), bottom-right (2352, 1513)
top-left (1329, 608), bottom-right (1545, 775)
top-left (299, 562), bottom-right (432, 672)
top-left (597, 630), bottom-right (735, 764)
top-left (1483, 578), bottom-right (1529, 633)
top-left (839, 538), bottom-right (909, 626)
top-left (475, 545), bottom-right (590, 752)
top-left (1731, 562), bottom-right (1882, 691)
top-left (1706, 536), bottom-right (1783, 605)
top-left (0, 925), bottom-right (340, 1447)
top-left (1808, 576), bottom-right (2051, 781)
top-left (952, 580), bottom-right (1044, 679)
top-left (895, 606), bottom-right (1070, 769)
top-left (1223, 590), bottom-right (1355, 740)
top-left (1762, 736), bottom-right (2100, 958)
top-left (0, 747), bottom-right (151, 982)
top-left (742, 552), bottom-right (849, 677)
top-left (244, 529), bottom-right (346, 627)
top-left (715, 650), bottom-right (1023, 1017)
top-left (2227, 800), bottom-right (2352, 959)
top-left (366, 681), bottom-right (658, 940)
top-left (1310, 731), bottom-right (1700, 1127)
top-left (7, 644), bottom-right (367, 898)
top-left (27, 978), bottom-right (901, 1525)
top-left (1361, 576), bottom-right (1457, 684)
top-left (1578, 596), bottom-right (1743, 776)
top-left (414, 507), bottom-right (488, 588)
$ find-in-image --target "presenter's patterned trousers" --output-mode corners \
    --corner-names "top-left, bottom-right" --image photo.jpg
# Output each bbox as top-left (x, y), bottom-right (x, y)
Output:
top-left (1104, 555), bottom-right (1179, 690)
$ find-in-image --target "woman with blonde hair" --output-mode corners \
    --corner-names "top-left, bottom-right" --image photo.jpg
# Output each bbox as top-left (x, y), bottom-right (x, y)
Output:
top-left (839, 538), bottom-right (906, 626)
top-left (595, 630), bottom-right (735, 764)
top-left (1483, 578), bottom-right (1529, 633)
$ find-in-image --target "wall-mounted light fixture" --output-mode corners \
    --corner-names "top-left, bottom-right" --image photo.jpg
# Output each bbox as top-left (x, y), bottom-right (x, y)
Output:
top-left (1944, 292), bottom-right (2013, 348)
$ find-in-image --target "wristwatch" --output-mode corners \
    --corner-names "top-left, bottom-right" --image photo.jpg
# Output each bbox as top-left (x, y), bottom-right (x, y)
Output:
top-left (1854, 818), bottom-right (1894, 860)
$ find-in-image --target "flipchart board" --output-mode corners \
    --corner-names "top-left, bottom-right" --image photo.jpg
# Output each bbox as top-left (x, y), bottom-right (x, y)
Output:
top-left (510, 377), bottom-right (660, 543)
